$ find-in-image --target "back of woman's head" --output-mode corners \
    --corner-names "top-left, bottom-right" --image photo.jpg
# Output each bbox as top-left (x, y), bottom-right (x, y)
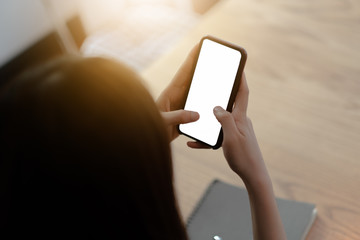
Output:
top-left (0, 56), bottom-right (187, 239)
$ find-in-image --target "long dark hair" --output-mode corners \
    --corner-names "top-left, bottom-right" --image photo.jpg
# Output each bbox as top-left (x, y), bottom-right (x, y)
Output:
top-left (0, 56), bottom-right (188, 239)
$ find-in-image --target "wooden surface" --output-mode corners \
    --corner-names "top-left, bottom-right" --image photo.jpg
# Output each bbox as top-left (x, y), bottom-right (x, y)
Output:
top-left (141, 0), bottom-right (360, 239)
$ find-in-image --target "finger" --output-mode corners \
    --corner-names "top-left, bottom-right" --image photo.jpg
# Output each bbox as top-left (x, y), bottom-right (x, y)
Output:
top-left (187, 141), bottom-right (211, 149)
top-left (171, 43), bottom-right (200, 88)
top-left (162, 110), bottom-right (199, 125)
top-left (213, 106), bottom-right (238, 139)
top-left (232, 72), bottom-right (249, 118)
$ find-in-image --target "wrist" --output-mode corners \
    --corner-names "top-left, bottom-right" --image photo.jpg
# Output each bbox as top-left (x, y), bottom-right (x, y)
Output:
top-left (241, 169), bottom-right (273, 196)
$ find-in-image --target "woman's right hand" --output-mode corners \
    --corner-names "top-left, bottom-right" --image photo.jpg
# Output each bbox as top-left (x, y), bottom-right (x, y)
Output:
top-left (188, 73), bottom-right (267, 182)
top-left (213, 73), bottom-right (287, 240)
top-left (189, 73), bottom-right (286, 239)
top-left (213, 73), bottom-right (268, 185)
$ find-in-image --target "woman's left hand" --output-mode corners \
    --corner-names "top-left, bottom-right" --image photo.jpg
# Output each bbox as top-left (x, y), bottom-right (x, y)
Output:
top-left (157, 44), bottom-right (200, 141)
top-left (161, 110), bottom-right (199, 141)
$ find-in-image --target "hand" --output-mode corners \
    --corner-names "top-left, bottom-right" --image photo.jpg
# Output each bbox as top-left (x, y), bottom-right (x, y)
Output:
top-left (214, 73), bottom-right (286, 240)
top-left (157, 44), bottom-right (200, 141)
top-left (213, 73), bottom-right (267, 183)
top-left (188, 72), bottom-right (285, 239)
top-left (161, 110), bottom-right (199, 141)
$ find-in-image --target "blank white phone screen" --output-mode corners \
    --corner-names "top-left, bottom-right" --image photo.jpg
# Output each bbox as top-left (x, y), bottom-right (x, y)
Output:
top-left (179, 39), bottom-right (242, 146)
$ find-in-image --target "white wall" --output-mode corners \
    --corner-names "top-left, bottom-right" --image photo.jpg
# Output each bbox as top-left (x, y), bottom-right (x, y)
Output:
top-left (0, 0), bottom-right (78, 67)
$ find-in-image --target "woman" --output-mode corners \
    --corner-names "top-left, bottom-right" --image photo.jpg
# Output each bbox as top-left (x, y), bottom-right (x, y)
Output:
top-left (0, 45), bottom-right (286, 239)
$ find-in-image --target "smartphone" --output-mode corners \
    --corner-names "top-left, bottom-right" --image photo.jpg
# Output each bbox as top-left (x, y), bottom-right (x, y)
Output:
top-left (179, 36), bottom-right (247, 149)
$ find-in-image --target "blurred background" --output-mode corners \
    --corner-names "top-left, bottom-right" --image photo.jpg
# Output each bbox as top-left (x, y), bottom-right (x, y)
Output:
top-left (0, 0), bottom-right (219, 84)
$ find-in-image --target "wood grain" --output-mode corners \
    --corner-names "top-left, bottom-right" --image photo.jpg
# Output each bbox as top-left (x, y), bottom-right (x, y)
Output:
top-left (141, 0), bottom-right (360, 239)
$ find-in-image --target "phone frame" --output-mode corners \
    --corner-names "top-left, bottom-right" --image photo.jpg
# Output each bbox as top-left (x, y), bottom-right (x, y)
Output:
top-left (178, 35), bottom-right (247, 149)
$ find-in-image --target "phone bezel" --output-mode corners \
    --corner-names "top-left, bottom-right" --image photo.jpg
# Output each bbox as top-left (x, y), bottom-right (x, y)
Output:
top-left (178, 35), bottom-right (247, 149)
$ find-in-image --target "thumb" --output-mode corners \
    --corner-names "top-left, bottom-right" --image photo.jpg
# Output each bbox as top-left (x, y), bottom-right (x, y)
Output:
top-left (162, 110), bottom-right (199, 125)
top-left (213, 106), bottom-right (237, 136)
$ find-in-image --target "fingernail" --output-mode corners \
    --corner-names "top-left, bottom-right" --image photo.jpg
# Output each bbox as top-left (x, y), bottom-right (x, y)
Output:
top-left (190, 111), bottom-right (200, 121)
top-left (213, 106), bottom-right (224, 116)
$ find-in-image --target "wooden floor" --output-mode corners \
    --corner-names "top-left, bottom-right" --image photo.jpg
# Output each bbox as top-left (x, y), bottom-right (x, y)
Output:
top-left (142, 0), bottom-right (360, 239)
